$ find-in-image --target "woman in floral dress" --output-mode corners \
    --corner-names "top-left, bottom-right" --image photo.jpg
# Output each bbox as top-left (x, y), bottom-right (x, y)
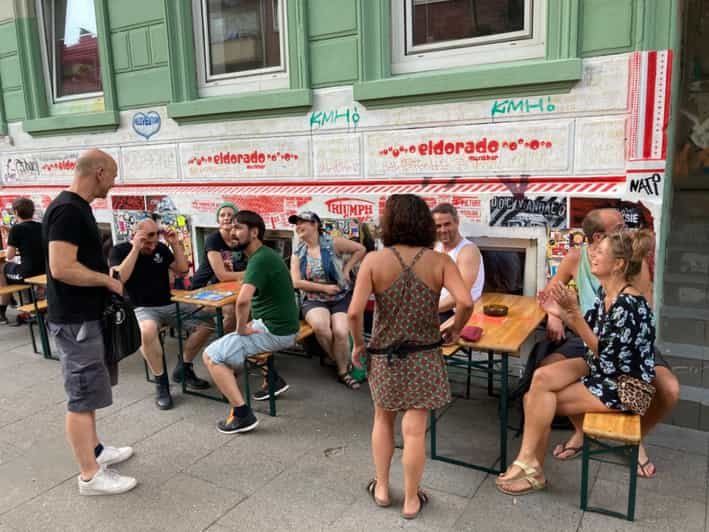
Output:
top-left (497, 229), bottom-right (655, 496)
top-left (348, 194), bottom-right (473, 519)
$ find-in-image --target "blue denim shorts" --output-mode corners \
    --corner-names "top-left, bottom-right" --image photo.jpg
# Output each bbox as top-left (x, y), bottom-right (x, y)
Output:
top-left (204, 319), bottom-right (296, 371)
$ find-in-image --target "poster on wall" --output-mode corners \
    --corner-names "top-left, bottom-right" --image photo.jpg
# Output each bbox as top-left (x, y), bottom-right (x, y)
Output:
top-left (568, 198), bottom-right (654, 230)
top-left (546, 228), bottom-right (586, 280)
top-left (489, 196), bottom-right (567, 228)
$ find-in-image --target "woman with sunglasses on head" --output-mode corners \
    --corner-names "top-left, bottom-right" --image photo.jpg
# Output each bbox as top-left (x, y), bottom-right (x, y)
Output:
top-left (496, 229), bottom-right (656, 496)
top-left (290, 211), bottom-right (366, 389)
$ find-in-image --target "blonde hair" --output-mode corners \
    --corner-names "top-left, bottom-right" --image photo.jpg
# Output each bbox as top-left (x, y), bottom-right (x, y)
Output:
top-left (604, 229), bottom-right (654, 281)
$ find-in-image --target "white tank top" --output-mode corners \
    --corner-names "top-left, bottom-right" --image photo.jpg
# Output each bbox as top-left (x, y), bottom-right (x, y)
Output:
top-left (435, 238), bottom-right (485, 303)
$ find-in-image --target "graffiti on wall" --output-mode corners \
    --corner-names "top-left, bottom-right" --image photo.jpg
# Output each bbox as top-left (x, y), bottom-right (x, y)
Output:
top-left (2, 158), bottom-right (40, 183)
top-left (569, 197), bottom-right (654, 230)
top-left (489, 196), bottom-right (567, 228)
top-left (309, 107), bottom-right (360, 130)
top-left (491, 97), bottom-right (556, 118)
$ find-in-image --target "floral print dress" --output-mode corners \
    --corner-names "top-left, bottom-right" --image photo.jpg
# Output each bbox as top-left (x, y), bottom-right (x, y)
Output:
top-left (582, 287), bottom-right (656, 411)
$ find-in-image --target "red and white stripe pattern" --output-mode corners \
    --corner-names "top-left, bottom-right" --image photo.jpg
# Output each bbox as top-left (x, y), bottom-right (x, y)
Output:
top-left (628, 50), bottom-right (672, 161)
top-left (0, 176), bottom-right (626, 198)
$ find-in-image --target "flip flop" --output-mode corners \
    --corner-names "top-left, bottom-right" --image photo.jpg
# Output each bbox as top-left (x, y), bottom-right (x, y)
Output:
top-left (401, 489), bottom-right (428, 520)
top-left (367, 479), bottom-right (391, 508)
top-left (637, 459), bottom-right (656, 479)
top-left (552, 442), bottom-right (583, 461)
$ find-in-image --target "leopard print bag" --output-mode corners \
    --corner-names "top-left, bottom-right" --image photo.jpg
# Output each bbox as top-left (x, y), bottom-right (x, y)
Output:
top-left (617, 375), bottom-right (656, 416)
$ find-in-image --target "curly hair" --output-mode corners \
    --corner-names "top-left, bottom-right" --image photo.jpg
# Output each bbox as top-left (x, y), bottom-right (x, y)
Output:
top-left (380, 194), bottom-right (436, 248)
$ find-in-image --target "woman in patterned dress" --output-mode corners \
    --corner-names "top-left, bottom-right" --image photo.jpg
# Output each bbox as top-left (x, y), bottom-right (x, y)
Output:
top-left (497, 229), bottom-right (656, 496)
top-left (348, 194), bottom-right (473, 519)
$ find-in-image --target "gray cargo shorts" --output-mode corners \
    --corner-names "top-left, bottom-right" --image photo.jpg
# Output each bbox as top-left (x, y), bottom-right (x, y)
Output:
top-left (48, 320), bottom-right (113, 413)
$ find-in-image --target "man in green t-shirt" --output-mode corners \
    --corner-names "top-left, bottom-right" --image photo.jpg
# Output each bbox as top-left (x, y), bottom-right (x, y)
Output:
top-left (203, 210), bottom-right (299, 434)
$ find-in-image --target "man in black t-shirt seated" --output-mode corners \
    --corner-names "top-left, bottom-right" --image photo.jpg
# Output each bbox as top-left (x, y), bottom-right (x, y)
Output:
top-left (0, 197), bottom-right (45, 325)
top-left (110, 218), bottom-right (213, 410)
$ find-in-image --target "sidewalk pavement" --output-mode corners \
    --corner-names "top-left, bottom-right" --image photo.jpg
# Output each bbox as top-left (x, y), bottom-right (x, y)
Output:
top-left (0, 323), bottom-right (706, 532)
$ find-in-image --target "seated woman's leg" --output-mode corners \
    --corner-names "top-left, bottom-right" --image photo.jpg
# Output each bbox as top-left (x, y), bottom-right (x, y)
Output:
top-left (401, 408), bottom-right (428, 516)
top-left (371, 406), bottom-right (397, 505)
top-left (530, 358), bottom-right (589, 460)
top-left (498, 382), bottom-right (611, 494)
top-left (305, 307), bottom-right (335, 359)
top-left (330, 312), bottom-right (359, 389)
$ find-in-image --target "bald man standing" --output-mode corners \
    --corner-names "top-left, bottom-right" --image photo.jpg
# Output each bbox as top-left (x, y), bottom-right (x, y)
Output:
top-left (43, 150), bottom-right (137, 496)
top-left (110, 217), bottom-right (212, 409)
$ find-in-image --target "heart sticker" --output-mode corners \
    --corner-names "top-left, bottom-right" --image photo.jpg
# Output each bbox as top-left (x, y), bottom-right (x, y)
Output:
top-left (132, 111), bottom-right (161, 140)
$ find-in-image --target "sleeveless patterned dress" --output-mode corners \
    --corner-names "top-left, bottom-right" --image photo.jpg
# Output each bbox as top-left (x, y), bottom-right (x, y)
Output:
top-left (367, 247), bottom-right (452, 411)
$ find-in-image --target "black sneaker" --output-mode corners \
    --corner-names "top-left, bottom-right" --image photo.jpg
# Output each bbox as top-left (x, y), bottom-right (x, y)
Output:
top-left (155, 378), bottom-right (173, 410)
top-left (253, 376), bottom-right (289, 401)
top-left (172, 362), bottom-right (210, 390)
top-left (217, 410), bottom-right (259, 434)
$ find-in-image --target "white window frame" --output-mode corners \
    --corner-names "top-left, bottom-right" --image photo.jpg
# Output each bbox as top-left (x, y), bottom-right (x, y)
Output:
top-left (192, 0), bottom-right (289, 98)
top-left (391, 0), bottom-right (546, 75)
top-left (36, 0), bottom-right (104, 103)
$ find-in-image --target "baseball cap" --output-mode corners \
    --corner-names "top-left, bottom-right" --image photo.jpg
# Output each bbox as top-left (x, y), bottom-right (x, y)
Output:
top-left (288, 211), bottom-right (321, 225)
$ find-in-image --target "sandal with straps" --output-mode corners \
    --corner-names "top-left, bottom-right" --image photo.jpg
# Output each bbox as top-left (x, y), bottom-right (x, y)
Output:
top-left (338, 372), bottom-right (360, 390)
top-left (496, 460), bottom-right (546, 496)
top-left (367, 479), bottom-right (391, 508)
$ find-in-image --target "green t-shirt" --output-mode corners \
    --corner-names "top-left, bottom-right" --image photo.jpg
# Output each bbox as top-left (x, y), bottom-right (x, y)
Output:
top-left (243, 245), bottom-right (299, 336)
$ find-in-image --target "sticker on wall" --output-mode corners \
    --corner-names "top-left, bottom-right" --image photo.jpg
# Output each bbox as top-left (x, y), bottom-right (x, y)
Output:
top-left (1, 156), bottom-right (40, 183)
top-left (626, 162), bottom-right (664, 202)
top-left (132, 111), bottom-right (161, 140)
top-left (489, 196), bottom-right (567, 228)
top-left (569, 198), bottom-right (654, 230)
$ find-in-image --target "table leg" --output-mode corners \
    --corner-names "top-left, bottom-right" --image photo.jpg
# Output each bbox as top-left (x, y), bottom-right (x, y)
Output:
top-left (487, 352), bottom-right (494, 397)
top-left (215, 308), bottom-right (224, 337)
top-left (429, 410), bottom-right (438, 459)
top-left (175, 302), bottom-right (186, 395)
top-left (31, 285), bottom-right (53, 360)
top-left (499, 353), bottom-right (509, 473)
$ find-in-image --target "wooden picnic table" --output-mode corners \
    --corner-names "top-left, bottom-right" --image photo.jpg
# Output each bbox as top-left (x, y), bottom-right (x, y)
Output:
top-left (432, 292), bottom-right (546, 474)
top-left (25, 274), bottom-right (47, 286)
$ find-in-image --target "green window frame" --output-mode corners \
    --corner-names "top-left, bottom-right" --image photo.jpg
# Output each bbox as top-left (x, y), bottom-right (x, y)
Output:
top-left (354, 0), bottom-right (583, 107)
top-left (16, 0), bottom-right (119, 136)
top-left (165, 0), bottom-right (311, 123)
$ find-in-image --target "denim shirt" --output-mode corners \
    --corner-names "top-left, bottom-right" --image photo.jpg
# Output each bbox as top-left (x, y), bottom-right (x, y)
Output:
top-left (295, 234), bottom-right (349, 291)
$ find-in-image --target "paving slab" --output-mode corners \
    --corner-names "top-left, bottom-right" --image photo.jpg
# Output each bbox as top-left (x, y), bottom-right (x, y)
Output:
top-left (0, 473), bottom-right (244, 532)
top-left (580, 478), bottom-right (706, 531)
top-left (645, 422), bottom-right (709, 456)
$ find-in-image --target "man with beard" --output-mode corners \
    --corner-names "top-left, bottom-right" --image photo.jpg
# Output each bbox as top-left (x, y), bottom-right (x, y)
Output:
top-left (110, 217), bottom-right (213, 410)
top-left (202, 210), bottom-right (299, 434)
top-left (432, 203), bottom-right (485, 322)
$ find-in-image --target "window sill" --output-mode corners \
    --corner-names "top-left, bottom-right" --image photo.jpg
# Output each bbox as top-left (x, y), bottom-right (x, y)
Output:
top-left (167, 88), bottom-right (312, 123)
top-left (353, 58), bottom-right (583, 107)
top-left (23, 111), bottom-right (120, 137)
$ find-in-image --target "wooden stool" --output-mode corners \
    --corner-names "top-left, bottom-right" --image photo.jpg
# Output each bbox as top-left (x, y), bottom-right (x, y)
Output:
top-left (580, 412), bottom-right (641, 521)
top-left (243, 352), bottom-right (277, 417)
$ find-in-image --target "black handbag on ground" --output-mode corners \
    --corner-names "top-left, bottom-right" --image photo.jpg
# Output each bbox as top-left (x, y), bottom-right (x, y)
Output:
top-left (102, 275), bottom-right (141, 365)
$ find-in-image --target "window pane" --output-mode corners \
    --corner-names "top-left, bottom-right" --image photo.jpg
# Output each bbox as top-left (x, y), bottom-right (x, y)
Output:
top-left (411, 0), bottom-right (526, 47)
top-left (49, 0), bottom-right (103, 98)
top-left (205, 0), bottom-right (281, 77)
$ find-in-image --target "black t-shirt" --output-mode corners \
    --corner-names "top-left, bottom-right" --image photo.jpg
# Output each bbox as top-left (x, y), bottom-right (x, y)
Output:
top-left (109, 241), bottom-right (175, 308)
top-left (42, 191), bottom-right (108, 323)
top-left (7, 220), bottom-right (45, 278)
top-left (191, 231), bottom-right (241, 289)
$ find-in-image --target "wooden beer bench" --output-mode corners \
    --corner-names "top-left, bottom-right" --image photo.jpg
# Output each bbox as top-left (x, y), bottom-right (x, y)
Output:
top-left (580, 412), bottom-right (641, 521)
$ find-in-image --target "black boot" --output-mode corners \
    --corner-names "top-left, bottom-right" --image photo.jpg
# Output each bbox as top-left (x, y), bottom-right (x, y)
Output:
top-left (0, 305), bottom-right (7, 325)
top-left (172, 361), bottom-right (210, 390)
top-left (155, 373), bottom-right (173, 410)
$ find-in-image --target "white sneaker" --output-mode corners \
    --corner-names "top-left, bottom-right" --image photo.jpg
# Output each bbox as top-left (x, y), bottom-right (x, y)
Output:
top-left (96, 445), bottom-right (134, 467)
top-left (78, 466), bottom-right (137, 496)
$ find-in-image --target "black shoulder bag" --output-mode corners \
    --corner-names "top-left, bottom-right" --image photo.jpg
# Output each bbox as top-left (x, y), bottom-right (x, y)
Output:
top-left (102, 272), bottom-right (141, 365)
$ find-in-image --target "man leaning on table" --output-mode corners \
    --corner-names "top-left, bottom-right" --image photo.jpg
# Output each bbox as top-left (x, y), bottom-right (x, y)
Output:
top-left (110, 217), bottom-right (213, 410)
top-left (202, 210), bottom-right (299, 434)
top-left (432, 203), bottom-right (485, 322)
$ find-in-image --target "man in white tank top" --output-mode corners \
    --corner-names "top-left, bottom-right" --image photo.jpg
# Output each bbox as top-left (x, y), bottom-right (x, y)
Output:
top-left (432, 203), bottom-right (485, 322)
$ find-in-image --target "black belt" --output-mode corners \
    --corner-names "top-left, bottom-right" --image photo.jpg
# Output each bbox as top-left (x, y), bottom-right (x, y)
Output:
top-left (368, 339), bottom-right (443, 365)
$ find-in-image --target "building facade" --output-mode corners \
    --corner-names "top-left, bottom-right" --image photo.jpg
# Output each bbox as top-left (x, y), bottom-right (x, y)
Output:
top-left (0, 0), bottom-right (707, 429)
